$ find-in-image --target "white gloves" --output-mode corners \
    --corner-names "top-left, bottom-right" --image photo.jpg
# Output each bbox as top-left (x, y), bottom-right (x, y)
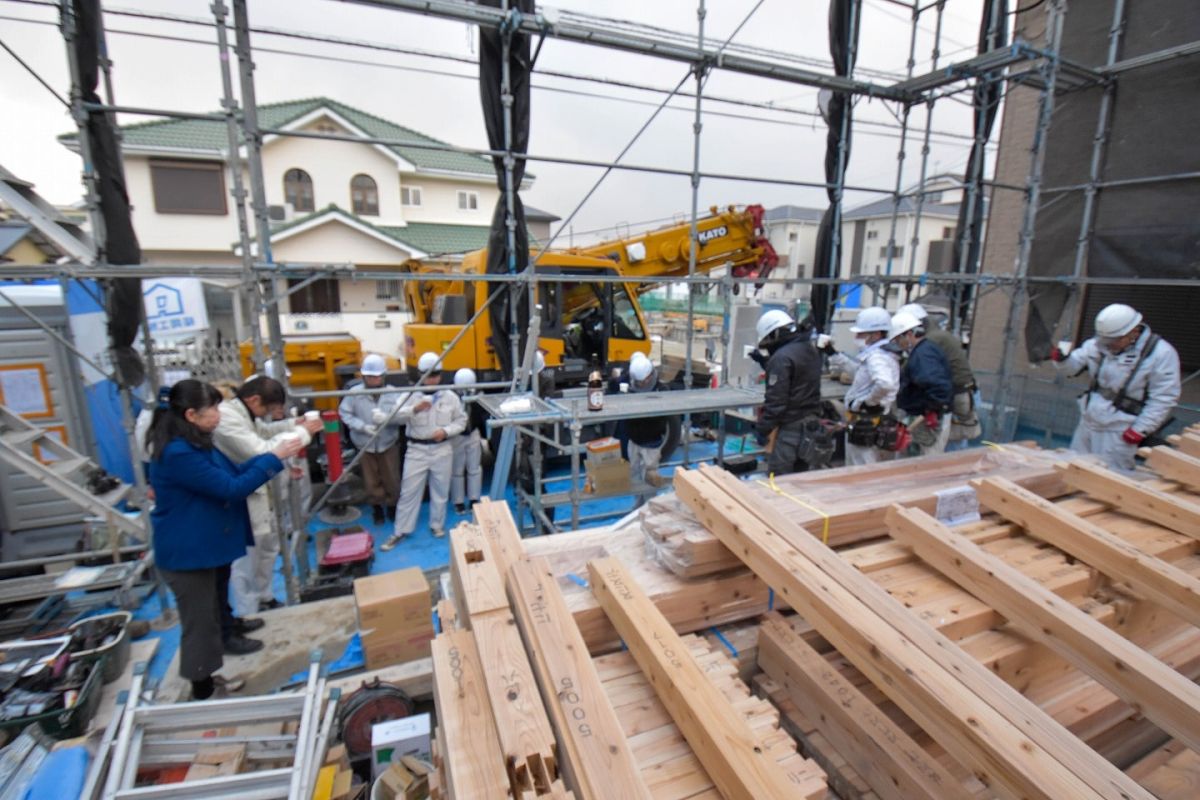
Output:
top-left (364, 424), bottom-right (378, 436)
top-left (1056, 339), bottom-right (1074, 357)
top-left (371, 408), bottom-right (387, 425)
top-left (816, 333), bottom-right (832, 350)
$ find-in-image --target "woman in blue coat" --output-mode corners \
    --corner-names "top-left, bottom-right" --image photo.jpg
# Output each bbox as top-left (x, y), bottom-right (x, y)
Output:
top-left (146, 380), bottom-right (303, 700)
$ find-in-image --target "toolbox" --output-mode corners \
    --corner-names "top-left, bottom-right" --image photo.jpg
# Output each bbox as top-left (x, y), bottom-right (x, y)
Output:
top-left (319, 532), bottom-right (375, 579)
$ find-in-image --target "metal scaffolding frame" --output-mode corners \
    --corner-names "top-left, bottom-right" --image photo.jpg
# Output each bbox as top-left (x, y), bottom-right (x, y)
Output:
top-left (1, 0), bottom-right (1197, 554)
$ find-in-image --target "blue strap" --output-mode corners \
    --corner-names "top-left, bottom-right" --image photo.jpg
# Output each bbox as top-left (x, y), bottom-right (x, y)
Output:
top-left (708, 626), bottom-right (739, 659)
top-left (566, 573), bottom-right (589, 588)
top-left (768, 588), bottom-right (775, 611)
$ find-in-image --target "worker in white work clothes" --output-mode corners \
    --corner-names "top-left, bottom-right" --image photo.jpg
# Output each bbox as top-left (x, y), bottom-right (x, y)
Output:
top-left (382, 352), bottom-right (467, 550)
top-left (338, 354), bottom-right (401, 525)
top-left (898, 303), bottom-right (981, 448)
top-left (624, 353), bottom-right (670, 494)
top-left (1049, 303), bottom-right (1181, 472)
top-left (890, 311), bottom-right (954, 457)
top-left (213, 376), bottom-right (322, 648)
top-left (822, 307), bottom-right (901, 466)
top-left (451, 368), bottom-right (484, 514)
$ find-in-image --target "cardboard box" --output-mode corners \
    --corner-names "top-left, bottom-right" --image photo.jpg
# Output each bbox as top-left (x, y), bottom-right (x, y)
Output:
top-left (371, 714), bottom-right (431, 778)
top-left (586, 458), bottom-right (631, 493)
top-left (361, 627), bottom-right (435, 669)
top-left (585, 436), bottom-right (622, 464)
top-left (353, 568), bottom-right (431, 633)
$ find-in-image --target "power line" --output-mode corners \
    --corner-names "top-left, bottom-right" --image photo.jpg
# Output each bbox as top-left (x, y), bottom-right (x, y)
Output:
top-left (0, 35), bottom-right (68, 106)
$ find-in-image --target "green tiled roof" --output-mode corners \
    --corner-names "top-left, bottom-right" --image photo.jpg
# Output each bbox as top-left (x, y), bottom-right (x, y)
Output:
top-left (62, 97), bottom-right (496, 177)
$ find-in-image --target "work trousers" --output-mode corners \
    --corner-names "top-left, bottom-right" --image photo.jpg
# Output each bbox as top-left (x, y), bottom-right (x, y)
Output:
top-left (844, 441), bottom-right (894, 467)
top-left (949, 389), bottom-right (982, 444)
top-left (913, 414), bottom-right (952, 457)
top-left (394, 440), bottom-right (453, 536)
top-left (360, 446), bottom-right (400, 508)
top-left (451, 431), bottom-right (482, 506)
top-left (162, 565), bottom-right (233, 681)
top-left (231, 524), bottom-right (280, 617)
top-left (629, 439), bottom-right (663, 508)
top-left (1070, 424), bottom-right (1138, 473)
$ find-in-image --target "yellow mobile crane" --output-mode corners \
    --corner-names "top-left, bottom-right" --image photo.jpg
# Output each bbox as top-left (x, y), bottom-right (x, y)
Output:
top-left (400, 204), bottom-right (778, 382)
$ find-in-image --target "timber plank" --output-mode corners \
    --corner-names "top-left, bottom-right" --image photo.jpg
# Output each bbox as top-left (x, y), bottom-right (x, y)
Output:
top-left (1141, 446), bottom-right (1200, 491)
top-left (448, 525), bottom-right (508, 622)
top-left (508, 557), bottom-right (652, 800)
top-left (887, 504), bottom-right (1200, 756)
top-left (430, 627), bottom-right (510, 798)
top-left (473, 498), bottom-right (528, 578)
top-left (679, 464), bottom-right (1154, 800)
top-left (974, 477), bottom-right (1200, 628)
top-left (757, 612), bottom-right (974, 800)
top-left (588, 556), bottom-right (820, 800)
top-left (1058, 461), bottom-right (1200, 539)
top-left (1168, 432), bottom-right (1200, 458)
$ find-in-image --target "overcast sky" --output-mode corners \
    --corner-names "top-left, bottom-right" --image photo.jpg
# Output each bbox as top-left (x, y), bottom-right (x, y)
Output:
top-left (2, 0), bottom-right (993, 244)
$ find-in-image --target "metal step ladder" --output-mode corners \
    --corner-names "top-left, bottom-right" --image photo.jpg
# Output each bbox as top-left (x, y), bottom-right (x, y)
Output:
top-left (0, 403), bottom-right (146, 540)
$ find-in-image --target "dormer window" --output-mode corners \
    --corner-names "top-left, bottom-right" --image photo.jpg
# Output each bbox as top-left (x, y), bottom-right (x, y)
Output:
top-left (284, 168), bottom-right (314, 213)
top-left (351, 174), bottom-right (379, 216)
top-left (457, 190), bottom-right (479, 211)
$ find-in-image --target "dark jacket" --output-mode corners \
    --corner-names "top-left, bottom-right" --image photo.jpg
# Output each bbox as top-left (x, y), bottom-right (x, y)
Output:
top-left (758, 333), bottom-right (823, 434)
top-left (610, 370), bottom-right (670, 446)
top-left (149, 438), bottom-right (283, 571)
top-left (923, 327), bottom-right (975, 393)
top-left (896, 339), bottom-right (954, 416)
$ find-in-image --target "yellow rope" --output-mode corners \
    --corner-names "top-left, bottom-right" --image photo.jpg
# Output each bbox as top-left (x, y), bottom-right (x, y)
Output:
top-left (980, 440), bottom-right (1009, 452)
top-left (758, 473), bottom-right (831, 545)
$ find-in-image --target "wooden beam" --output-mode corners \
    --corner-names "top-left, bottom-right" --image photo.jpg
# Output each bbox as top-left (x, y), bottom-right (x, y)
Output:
top-left (430, 627), bottom-right (510, 798)
top-left (508, 557), bottom-right (652, 800)
top-left (1140, 446), bottom-right (1200, 491)
top-left (587, 556), bottom-right (817, 800)
top-left (886, 504), bottom-right (1200, 756)
top-left (1167, 432), bottom-right (1200, 458)
top-left (448, 525), bottom-right (508, 623)
top-left (473, 498), bottom-right (528, 578)
top-left (973, 477), bottom-right (1200, 629)
top-left (1057, 461), bottom-right (1200, 539)
top-left (677, 465), bottom-right (1153, 800)
top-left (757, 612), bottom-right (974, 800)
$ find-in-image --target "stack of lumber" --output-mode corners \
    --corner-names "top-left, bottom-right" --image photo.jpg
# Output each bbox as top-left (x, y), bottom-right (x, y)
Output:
top-left (642, 445), bottom-right (1072, 576)
top-left (673, 440), bottom-right (1200, 799)
top-left (430, 499), bottom-right (830, 799)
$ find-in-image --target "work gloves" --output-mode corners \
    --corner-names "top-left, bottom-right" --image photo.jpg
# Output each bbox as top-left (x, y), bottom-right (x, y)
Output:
top-left (371, 408), bottom-right (387, 425)
top-left (1121, 428), bottom-right (1145, 445)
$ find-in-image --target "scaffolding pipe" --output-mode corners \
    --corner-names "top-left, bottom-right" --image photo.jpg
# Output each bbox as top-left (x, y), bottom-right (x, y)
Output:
top-left (682, 0), bottom-right (706, 468)
top-left (905, 0), bottom-right (945, 278)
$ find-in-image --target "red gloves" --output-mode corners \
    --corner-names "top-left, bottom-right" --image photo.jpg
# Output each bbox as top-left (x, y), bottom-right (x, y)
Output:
top-left (923, 411), bottom-right (941, 430)
top-left (1121, 428), bottom-right (1145, 445)
top-left (1049, 347), bottom-right (1065, 362)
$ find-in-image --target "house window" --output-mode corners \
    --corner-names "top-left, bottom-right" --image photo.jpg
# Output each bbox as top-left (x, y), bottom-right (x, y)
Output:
top-left (401, 186), bottom-right (423, 207)
top-left (457, 190), bottom-right (479, 211)
top-left (283, 168), bottom-right (314, 213)
top-left (880, 246), bottom-right (905, 258)
top-left (865, 230), bottom-right (878, 240)
top-left (149, 160), bottom-right (226, 215)
top-left (375, 279), bottom-right (400, 300)
top-left (287, 278), bottom-right (340, 314)
top-left (351, 174), bottom-right (379, 216)
top-left (943, 226), bottom-right (955, 239)
top-left (788, 231), bottom-right (798, 242)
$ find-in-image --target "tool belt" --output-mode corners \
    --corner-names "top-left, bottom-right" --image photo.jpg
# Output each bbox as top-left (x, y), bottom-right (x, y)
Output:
top-left (875, 417), bottom-right (910, 452)
top-left (781, 416), bottom-right (836, 468)
top-left (846, 404), bottom-right (885, 447)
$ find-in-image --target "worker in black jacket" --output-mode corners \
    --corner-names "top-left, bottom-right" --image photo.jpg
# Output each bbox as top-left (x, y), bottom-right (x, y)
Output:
top-left (890, 310), bottom-right (954, 456)
top-left (754, 310), bottom-right (829, 475)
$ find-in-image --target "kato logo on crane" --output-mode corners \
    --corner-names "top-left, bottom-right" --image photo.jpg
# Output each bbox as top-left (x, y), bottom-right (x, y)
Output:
top-left (697, 225), bottom-right (728, 244)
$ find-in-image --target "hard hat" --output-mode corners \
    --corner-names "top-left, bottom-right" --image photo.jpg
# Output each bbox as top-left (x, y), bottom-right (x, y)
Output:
top-left (756, 309), bottom-right (794, 345)
top-left (360, 354), bottom-right (387, 376)
top-left (849, 306), bottom-right (892, 334)
top-left (629, 354), bottom-right (654, 382)
top-left (1094, 304), bottom-right (1142, 339)
top-left (454, 367), bottom-right (477, 387)
top-left (889, 310), bottom-right (922, 340)
top-left (263, 358), bottom-right (291, 379)
top-left (896, 303), bottom-right (928, 321)
top-left (417, 352), bottom-right (441, 373)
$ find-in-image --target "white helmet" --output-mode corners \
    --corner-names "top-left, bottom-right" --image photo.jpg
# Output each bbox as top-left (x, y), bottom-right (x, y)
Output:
top-left (417, 352), bottom-right (441, 373)
top-left (629, 353), bottom-right (654, 383)
top-left (360, 354), bottom-right (387, 376)
top-left (849, 306), bottom-right (891, 334)
top-left (889, 310), bottom-right (923, 340)
top-left (453, 367), bottom-right (477, 387)
top-left (896, 303), bottom-right (928, 321)
top-left (1094, 304), bottom-right (1142, 339)
top-left (756, 309), bottom-right (794, 345)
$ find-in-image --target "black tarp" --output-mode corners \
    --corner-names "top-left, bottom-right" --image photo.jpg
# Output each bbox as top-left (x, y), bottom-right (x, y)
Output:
top-left (479, 0), bottom-right (534, 378)
top-left (72, 0), bottom-right (143, 387)
top-left (811, 0), bottom-right (859, 332)
top-left (951, 0), bottom-right (1008, 331)
top-left (1023, 0), bottom-right (1200, 369)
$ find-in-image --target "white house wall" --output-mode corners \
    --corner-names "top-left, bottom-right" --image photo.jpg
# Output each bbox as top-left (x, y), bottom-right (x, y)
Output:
top-left (272, 221), bottom-right (415, 274)
top-left (125, 158), bottom-right (240, 253)
top-left (401, 175), bottom-right (499, 226)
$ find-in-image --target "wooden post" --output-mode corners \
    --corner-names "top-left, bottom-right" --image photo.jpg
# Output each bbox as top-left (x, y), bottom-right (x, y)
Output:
top-left (1057, 461), bottom-right (1200, 539)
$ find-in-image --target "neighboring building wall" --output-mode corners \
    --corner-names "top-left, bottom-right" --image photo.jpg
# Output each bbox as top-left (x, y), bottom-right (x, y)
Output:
top-left (4, 239), bottom-right (52, 264)
top-left (400, 175), bottom-right (497, 226)
top-left (839, 214), bottom-right (957, 281)
top-left (125, 157), bottom-right (239, 254)
top-left (763, 219), bottom-right (819, 303)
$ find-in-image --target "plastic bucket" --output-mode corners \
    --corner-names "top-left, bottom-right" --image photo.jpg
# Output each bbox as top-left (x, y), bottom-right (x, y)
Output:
top-left (69, 611), bottom-right (131, 684)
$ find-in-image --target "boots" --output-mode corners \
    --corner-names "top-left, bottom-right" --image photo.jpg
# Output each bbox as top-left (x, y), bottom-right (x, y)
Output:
top-left (372, 505), bottom-right (385, 524)
top-left (645, 469), bottom-right (667, 488)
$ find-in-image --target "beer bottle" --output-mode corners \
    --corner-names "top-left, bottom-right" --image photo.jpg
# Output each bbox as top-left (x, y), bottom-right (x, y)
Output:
top-left (587, 357), bottom-right (604, 411)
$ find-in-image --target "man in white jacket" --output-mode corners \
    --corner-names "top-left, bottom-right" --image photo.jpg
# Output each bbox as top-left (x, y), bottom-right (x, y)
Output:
top-left (450, 368), bottom-right (484, 515)
top-left (214, 376), bottom-right (322, 643)
top-left (382, 353), bottom-right (467, 550)
top-left (824, 306), bottom-right (902, 466)
top-left (1050, 303), bottom-right (1180, 472)
top-left (338, 354), bottom-right (401, 525)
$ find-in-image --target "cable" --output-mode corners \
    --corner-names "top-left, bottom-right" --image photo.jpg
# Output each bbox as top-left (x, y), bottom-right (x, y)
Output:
top-left (0, 36), bottom-right (68, 107)
top-left (1011, 0), bottom-right (1049, 15)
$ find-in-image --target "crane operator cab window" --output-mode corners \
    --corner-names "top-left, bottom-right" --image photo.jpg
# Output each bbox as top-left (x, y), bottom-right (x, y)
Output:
top-left (539, 268), bottom-right (646, 369)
